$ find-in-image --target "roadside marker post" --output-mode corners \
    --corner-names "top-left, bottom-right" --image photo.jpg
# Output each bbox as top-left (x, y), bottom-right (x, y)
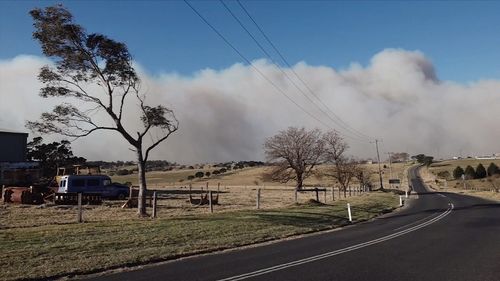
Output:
top-left (347, 203), bottom-right (352, 222)
top-left (399, 196), bottom-right (403, 207)
top-left (405, 190), bottom-right (408, 198)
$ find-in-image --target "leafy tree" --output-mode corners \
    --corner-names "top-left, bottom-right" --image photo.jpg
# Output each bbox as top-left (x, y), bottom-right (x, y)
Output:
top-left (27, 5), bottom-right (178, 216)
top-left (453, 166), bottom-right (464, 179)
top-left (205, 171), bottom-right (211, 177)
top-left (423, 156), bottom-right (434, 167)
top-left (475, 164), bottom-right (487, 179)
top-left (412, 154), bottom-right (426, 163)
top-left (464, 165), bottom-right (476, 180)
top-left (264, 127), bottom-right (325, 190)
top-left (195, 171), bottom-right (204, 178)
top-left (487, 163), bottom-right (499, 176)
top-left (27, 136), bottom-right (86, 178)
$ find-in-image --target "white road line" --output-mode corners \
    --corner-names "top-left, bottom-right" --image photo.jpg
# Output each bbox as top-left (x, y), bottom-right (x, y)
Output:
top-left (218, 203), bottom-right (454, 281)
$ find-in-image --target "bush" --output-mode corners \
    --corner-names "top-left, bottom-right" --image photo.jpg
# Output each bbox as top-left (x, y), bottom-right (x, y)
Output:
top-left (475, 164), bottom-right (487, 179)
top-left (213, 170), bottom-right (220, 175)
top-left (205, 171), bottom-right (211, 177)
top-left (487, 163), bottom-right (499, 176)
top-left (453, 166), bottom-right (464, 179)
top-left (195, 171), bottom-right (204, 178)
top-left (116, 169), bottom-right (130, 176)
top-left (187, 175), bottom-right (195, 180)
top-left (219, 168), bottom-right (227, 173)
top-left (464, 165), bottom-right (476, 179)
top-left (437, 170), bottom-right (451, 180)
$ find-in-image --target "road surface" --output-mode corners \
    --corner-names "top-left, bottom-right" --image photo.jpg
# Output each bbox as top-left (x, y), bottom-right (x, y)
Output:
top-left (89, 166), bottom-right (500, 281)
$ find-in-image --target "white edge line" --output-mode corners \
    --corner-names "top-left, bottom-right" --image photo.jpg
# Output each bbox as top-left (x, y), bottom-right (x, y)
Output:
top-left (218, 203), bottom-right (454, 281)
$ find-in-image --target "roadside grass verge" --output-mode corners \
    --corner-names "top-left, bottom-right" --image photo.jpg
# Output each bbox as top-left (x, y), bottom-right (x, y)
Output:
top-left (0, 192), bottom-right (398, 280)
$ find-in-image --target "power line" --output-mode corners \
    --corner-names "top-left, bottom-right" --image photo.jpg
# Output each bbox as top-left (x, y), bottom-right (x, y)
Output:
top-left (184, 0), bottom-right (336, 132)
top-left (236, 0), bottom-right (374, 141)
top-left (220, 0), bottom-right (368, 142)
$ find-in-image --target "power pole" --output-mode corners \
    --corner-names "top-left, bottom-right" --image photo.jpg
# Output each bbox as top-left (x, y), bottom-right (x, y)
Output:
top-left (371, 139), bottom-right (384, 190)
top-left (386, 152), bottom-right (393, 179)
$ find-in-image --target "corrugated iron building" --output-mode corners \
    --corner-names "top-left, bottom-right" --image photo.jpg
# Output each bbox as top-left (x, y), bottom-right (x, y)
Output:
top-left (0, 130), bottom-right (29, 162)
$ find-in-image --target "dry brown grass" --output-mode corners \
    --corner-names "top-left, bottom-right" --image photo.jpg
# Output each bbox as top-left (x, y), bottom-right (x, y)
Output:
top-left (421, 160), bottom-right (500, 202)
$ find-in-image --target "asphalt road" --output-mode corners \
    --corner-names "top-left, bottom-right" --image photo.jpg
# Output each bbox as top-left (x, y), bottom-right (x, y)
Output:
top-left (89, 166), bottom-right (500, 281)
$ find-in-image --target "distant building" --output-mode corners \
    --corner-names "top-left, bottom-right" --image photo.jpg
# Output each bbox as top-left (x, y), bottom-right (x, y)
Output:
top-left (475, 155), bottom-right (497, 160)
top-left (0, 130), bottom-right (29, 162)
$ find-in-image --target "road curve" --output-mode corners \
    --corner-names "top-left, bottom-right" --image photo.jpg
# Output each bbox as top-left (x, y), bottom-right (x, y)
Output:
top-left (89, 166), bottom-right (500, 281)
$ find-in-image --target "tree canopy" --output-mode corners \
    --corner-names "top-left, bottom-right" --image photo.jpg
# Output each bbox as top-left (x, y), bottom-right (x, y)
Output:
top-left (27, 5), bottom-right (178, 216)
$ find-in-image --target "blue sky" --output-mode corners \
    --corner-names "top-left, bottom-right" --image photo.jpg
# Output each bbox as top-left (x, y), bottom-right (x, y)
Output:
top-left (1, 0), bottom-right (499, 82)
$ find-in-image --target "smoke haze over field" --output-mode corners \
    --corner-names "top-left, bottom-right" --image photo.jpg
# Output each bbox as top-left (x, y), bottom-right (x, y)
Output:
top-left (1, 49), bottom-right (499, 163)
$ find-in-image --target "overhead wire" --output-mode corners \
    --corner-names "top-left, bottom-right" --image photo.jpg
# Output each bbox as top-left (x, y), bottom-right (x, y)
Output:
top-left (236, 0), bottom-right (374, 141)
top-left (219, 0), bottom-right (368, 143)
top-left (184, 0), bottom-right (336, 131)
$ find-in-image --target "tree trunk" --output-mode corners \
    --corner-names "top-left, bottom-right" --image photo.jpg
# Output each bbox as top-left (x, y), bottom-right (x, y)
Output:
top-left (296, 172), bottom-right (303, 191)
top-left (137, 150), bottom-right (147, 217)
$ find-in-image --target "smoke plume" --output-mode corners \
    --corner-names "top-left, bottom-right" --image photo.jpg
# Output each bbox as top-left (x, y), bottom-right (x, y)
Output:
top-left (1, 49), bottom-right (499, 163)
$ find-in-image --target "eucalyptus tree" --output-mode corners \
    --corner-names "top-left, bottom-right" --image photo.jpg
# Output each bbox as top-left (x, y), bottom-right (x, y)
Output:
top-left (27, 5), bottom-right (178, 216)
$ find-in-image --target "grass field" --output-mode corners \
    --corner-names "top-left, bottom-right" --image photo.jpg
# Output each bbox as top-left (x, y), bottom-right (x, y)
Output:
top-left (0, 191), bottom-right (399, 281)
top-left (422, 158), bottom-right (500, 202)
top-left (111, 162), bottom-right (412, 190)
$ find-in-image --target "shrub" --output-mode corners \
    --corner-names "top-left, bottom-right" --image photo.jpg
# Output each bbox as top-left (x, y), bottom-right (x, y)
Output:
top-left (205, 171), bottom-right (211, 177)
top-left (464, 165), bottom-right (476, 179)
top-left (116, 169), bottom-right (130, 176)
top-left (437, 170), bottom-right (451, 180)
top-left (187, 175), bottom-right (195, 180)
top-left (453, 166), bottom-right (464, 179)
top-left (213, 170), bottom-right (220, 175)
top-left (475, 164), bottom-right (487, 179)
top-left (219, 168), bottom-right (227, 173)
top-left (487, 163), bottom-right (499, 176)
top-left (195, 171), bottom-right (204, 178)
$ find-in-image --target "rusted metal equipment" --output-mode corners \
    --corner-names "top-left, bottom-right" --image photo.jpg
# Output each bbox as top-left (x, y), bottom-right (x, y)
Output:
top-left (3, 187), bottom-right (44, 204)
top-left (54, 192), bottom-right (102, 205)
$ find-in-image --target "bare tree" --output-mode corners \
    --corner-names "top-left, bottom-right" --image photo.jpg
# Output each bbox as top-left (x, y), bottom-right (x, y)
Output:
top-left (264, 127), bottom-right (325, 190)
top-left (323, 131), bottom-right (357, 196)
top-left (27, 5), bottom-right (178, 216)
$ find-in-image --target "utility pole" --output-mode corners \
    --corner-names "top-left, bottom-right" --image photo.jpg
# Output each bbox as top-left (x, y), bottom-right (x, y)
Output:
top-left (386, 152), bottom-right (393, 179)
top-left (371, 139), bottom-right (384, 190)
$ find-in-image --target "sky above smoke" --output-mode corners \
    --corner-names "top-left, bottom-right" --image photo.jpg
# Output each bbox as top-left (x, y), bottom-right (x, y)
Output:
top-left (1, 49), bottom-right (499, 163)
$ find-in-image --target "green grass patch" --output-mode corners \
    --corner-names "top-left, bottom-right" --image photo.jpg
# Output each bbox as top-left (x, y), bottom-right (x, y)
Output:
top-left (0, 192), bottom-right (397, 280)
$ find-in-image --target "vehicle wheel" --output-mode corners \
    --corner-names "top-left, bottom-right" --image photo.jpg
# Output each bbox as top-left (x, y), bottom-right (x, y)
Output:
top-left (118, 193), bottom-right (127, 200)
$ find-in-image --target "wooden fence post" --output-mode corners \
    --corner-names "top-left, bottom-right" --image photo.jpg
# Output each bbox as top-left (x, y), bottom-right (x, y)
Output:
top-left (77, 193), bottom-right (83, 223)
top-left (256, 188), bottom-right (261, 209)
top-left (315, 188), bottom-right (319, 202)
top-left (294, 189), bottom-right (298, 203)
top-left (338, 187), bottom-right (341, 198)
top-left (209, 191), bottom-right (213, 213)
top-left (152, 192), bottom-right (157, 219)
top-left (323, 188), bottom-right (327, 203)
top-left (331, 187), bottom-right (335, 201)
top-left (349, 186), bottom-right (352, 197)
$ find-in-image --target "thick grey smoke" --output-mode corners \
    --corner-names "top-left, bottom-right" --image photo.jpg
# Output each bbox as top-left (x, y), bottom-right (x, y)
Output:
top-left (1, 49), bottom-right (499, 163)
